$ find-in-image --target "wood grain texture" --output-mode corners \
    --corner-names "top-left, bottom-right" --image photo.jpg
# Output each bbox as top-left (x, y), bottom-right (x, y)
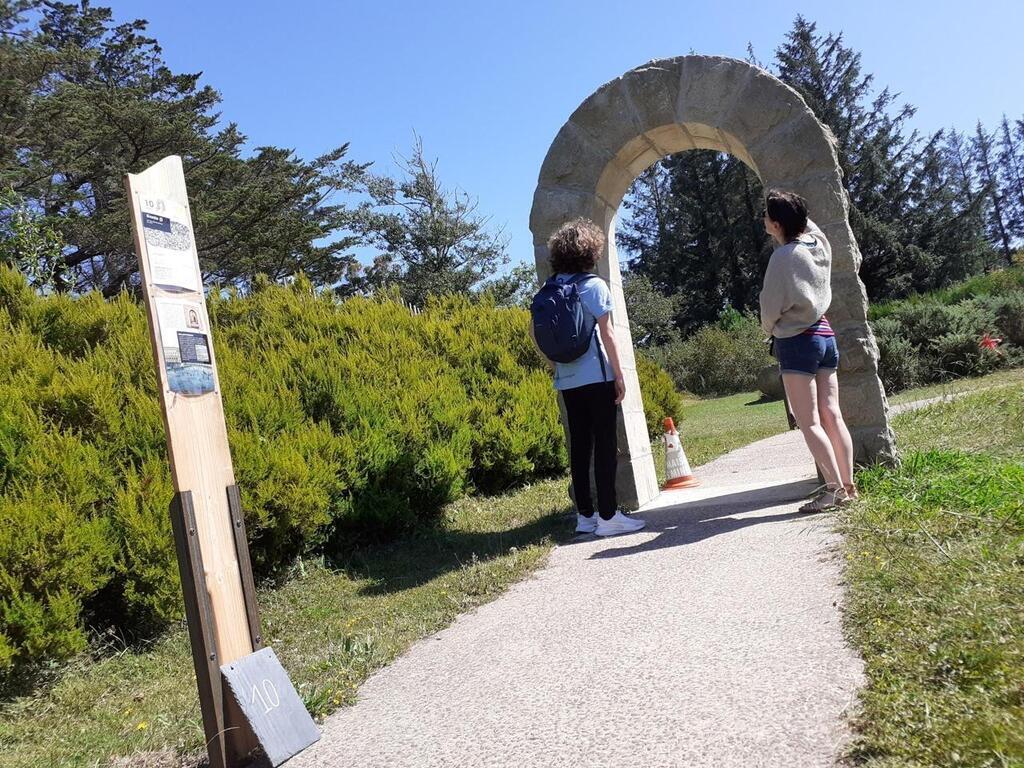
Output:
top-left (169, 492), bottom-right (228, 768)
top-left (124, 155), bottom-right (252, 664)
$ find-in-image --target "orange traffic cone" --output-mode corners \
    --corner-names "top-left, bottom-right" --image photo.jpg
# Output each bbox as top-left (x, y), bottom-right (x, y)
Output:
top-left (662, 417), bottom-right (700, 490)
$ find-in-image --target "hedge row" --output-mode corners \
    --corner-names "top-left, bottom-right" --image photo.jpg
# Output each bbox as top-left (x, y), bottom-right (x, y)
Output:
top-left (645, 269), bottom-right (1024, 399)
top-left (644, 311), bottom-right (774, 397)
top-left (0, 268), bottom-right (682, 678)
top-left (870, 279), bottom-right (1024, 392)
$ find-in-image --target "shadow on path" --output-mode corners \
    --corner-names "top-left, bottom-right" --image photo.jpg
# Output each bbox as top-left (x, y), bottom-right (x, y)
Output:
top-left (337, 506), bottom-right (575, 598)
top-left (581, 479), bottom-right (821, 560)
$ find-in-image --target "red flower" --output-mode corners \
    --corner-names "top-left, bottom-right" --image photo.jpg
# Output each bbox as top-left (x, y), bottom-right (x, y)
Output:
top-left (979, 333), bottom-right (1002, 351)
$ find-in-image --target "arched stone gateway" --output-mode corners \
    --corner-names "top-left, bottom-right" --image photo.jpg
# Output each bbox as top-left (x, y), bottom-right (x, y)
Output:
top-left (530, 55), bottom-right (896, 509)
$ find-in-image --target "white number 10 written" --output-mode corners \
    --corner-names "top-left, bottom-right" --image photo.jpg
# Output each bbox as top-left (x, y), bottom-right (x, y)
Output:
top-left (250, 679), bottom-right (281, 714)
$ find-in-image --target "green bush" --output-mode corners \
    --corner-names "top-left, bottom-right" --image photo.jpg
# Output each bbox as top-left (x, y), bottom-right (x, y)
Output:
top-left (636, 352), bottom-right (685, 437)
top-left (989, 290), bottom-right (1024, 346)
top-left (0, 267), bottom-right (684, 678)
top-left (872, 317), bottom-right (921, 392)
top-left (928, 332), bottom-right (1005, 380)
top-left (870, 266), bottom-right (1024, 319)
top-left (869, 271), bottom-right (1024, 392)
top-left (0, 487), bottom-right (116, 673)
top-left (656, 313), bottom-right (772, 397)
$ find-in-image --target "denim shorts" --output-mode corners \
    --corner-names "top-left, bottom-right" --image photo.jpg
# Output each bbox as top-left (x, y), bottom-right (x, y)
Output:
top-left (774, 333), bottom-right (839, 376)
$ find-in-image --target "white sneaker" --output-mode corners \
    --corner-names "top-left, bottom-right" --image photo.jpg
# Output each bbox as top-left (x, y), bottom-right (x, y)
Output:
top-left (575, 513), bottom-right (598, 534)
top-left (595, 510), bottom-right (646, 537)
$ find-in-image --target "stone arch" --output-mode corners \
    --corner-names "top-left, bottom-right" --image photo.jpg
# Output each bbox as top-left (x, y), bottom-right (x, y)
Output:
top-left (530, 55), bottom-right (895, 509)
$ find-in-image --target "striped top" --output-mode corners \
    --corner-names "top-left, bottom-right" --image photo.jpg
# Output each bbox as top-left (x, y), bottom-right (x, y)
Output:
top-left (802, 315), bottom-right (835, 337)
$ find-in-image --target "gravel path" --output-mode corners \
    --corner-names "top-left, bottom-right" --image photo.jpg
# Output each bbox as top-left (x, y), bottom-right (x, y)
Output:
top-left (289, 419), bottom-right (875, 768)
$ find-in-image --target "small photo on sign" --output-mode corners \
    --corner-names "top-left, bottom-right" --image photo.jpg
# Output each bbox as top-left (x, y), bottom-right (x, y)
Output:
top-left (177, 332), bottom-right (211, 364)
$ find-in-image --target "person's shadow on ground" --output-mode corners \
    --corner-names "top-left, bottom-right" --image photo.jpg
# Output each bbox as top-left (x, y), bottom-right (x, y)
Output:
top-left (580, 479), bottom-right (821, 560)
top-left (340, 479), bottom-right (819, 597)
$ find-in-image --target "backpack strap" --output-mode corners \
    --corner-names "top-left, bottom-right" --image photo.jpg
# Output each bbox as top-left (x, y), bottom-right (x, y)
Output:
top-left (563, 273), bottom-right (611, 383)
top-left (567, 272), bottom-right (601, 287)
top-left (593, 325), bottom-right (609, 383)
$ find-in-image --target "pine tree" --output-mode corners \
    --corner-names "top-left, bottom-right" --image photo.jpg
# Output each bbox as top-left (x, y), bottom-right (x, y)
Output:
top-left (973, 122), bottom-right (1015, 264)
top-left (1, 1), bottom-right (367, 295)
top-left (997, 115), bottom-right (1024, 244)
top-left (767, 17), bottom-right (992, 296)
top-left (618, 151), bottom-right (770, 333)
top-left (345, 137), bottom-right (509, 306)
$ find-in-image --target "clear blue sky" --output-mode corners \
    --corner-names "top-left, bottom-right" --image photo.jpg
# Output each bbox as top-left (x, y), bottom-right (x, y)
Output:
top-left (125, 0), bottom-right (1024, 271)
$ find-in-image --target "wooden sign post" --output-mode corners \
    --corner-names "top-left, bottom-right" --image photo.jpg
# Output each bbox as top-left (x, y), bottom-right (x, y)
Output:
top-left (125, 156), bottom-right (318, 767)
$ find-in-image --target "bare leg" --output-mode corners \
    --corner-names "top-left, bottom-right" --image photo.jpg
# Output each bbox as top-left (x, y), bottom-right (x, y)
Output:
top-left (782, 373), bottom-right (843, 489)
top-left (816, 369), bottom-right (856, 493)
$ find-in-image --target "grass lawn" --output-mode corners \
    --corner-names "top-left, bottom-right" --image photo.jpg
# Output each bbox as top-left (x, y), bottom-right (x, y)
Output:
top-left (887, 368), bottom-right (1024, 406)
top-left (841, 380), bottom-right (1024, 766)
top-left (678, 391), bottom-right (790, 467)
top-left (2, 369), bottom-right (1020, 767)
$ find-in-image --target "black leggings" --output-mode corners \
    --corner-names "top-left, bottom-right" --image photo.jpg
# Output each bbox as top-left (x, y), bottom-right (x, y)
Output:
top-left (561, 381), bottom-right (618, 520)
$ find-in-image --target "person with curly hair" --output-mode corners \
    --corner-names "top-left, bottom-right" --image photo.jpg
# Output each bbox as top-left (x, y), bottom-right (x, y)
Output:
top-left (759, 190), bottom-right (857, 512)
top-left (530, 217), bottom-right (646, 537)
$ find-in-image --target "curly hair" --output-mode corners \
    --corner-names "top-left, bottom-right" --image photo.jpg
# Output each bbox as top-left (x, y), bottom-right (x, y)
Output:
top-left (547, 218), bottom-right (604, 274)
top-left (764, 189), bottom-right (808, 241)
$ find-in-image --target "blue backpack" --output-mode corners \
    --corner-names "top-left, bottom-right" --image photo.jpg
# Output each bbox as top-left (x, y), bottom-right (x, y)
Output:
top-left (530, 274), bottom-right (605, 368)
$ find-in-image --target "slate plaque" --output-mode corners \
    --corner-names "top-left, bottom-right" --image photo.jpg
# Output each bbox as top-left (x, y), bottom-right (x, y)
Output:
top-left (221, 647), bottom-right (319, 766)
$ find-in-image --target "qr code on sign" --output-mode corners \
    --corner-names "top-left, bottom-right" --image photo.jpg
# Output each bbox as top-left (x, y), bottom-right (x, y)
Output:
top-left (144, 220), bottom-right (193, 252)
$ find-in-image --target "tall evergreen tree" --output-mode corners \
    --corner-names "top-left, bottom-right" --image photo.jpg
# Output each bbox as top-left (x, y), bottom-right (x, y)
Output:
top-left (618, 152), bottom-right (770, 333)
top-left (973, 122), bottom-right (1015, 264)
top-left (345, 137), bottom-right (509, 306)
top-left (1, 1), bottom-right (367, 295)
top-left (997, 115), bottom-right (1024, 244)
top-left (774, 16), bottom-right (992, 297)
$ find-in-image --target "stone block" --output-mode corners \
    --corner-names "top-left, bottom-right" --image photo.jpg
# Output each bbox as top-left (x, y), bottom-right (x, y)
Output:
top-left (640, 123), bottom-right (695, 158)
top-left (818, 220), bottom-right (864, 272)
top-left (787, 174), bottom-right (849, 229)
top-left (713, 68), bottom-right (806, 151)
top-left (755, 364), bottom-right (785, 400)
top-left (715, 127), bottom-right (758, 172)
top-left (615, 451), bottom-right (658, 510)
top-left (676, 56), bottom-right (755, 131)
top-left (850, 424), bottom-right (898, 467)
top-left (835, 327), bottom-right (879, 374)
top-left (529, 185), bottom-right (600, 239)
top-left (537, 122), bottom-right (614, 192)
top-left (750, 116), bottom-right (837, 186)
top-left (566, 76), bottom-right (644, 165)
top-left (617, 336), bottom-right (638, 370)
top-left (621, 58), bottom-right (686, 133)
top-left (532, 245), bottom-right (551, 280)
top-left (622, 140), bottom-right (664, 179)
top-left (838, 372), bottom-right (887, 429)
top-left (596, 156), bottom-right (638, 211)
top-left (829, 275), bottom-right (869, 319)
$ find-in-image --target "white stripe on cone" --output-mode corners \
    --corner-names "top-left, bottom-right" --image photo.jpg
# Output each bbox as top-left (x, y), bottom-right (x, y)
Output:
top-left (663, 417), bottom-right (700, 490)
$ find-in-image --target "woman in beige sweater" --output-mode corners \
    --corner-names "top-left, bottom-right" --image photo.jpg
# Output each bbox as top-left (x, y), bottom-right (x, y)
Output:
top-left (759, 189), bottom-right (856, 512)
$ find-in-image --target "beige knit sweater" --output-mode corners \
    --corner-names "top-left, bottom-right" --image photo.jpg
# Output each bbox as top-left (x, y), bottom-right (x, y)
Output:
top-left (759, 218), bottom-right (832, 338)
